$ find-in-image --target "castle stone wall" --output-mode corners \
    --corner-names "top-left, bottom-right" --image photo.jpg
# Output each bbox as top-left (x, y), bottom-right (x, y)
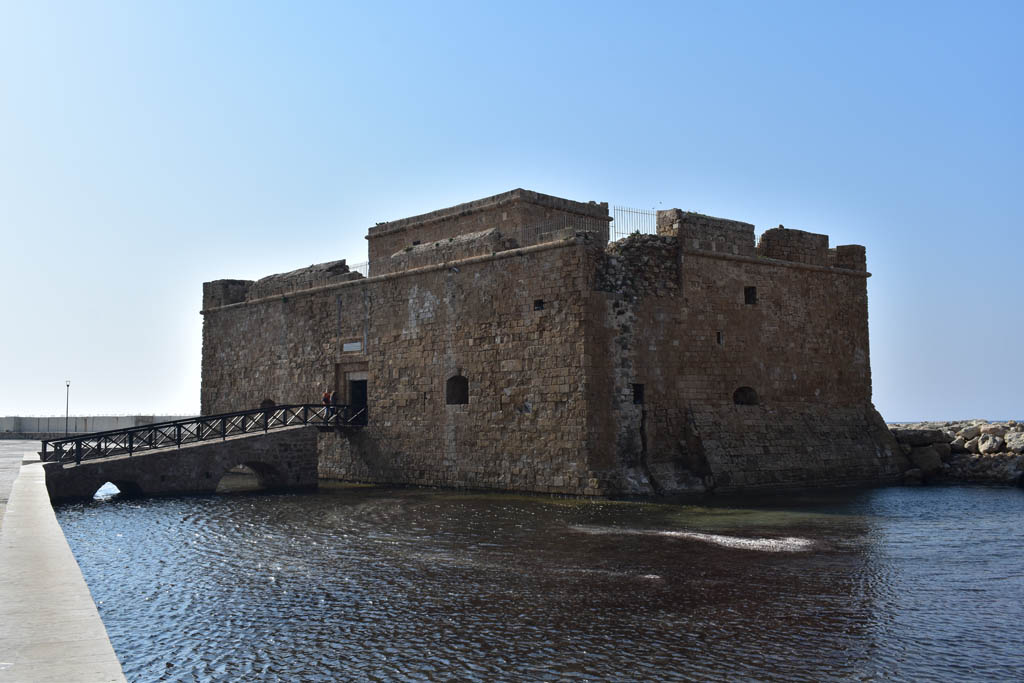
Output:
top-left (584, 231), bottom-right (904, 494)
top-left (204, 237), bottom-right (606, 495)
top-left (201, 190), bottom-right (903, 496)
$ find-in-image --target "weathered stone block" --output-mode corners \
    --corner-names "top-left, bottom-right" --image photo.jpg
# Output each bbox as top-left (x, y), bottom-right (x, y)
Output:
top-left (891, 428), bottom-right (947, 447)
top-left (908, 446), bottom-right (942, 475)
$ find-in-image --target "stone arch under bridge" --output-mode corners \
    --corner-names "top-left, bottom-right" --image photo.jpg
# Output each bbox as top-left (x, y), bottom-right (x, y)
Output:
top-left (43, 426), bottom-right (318, 504)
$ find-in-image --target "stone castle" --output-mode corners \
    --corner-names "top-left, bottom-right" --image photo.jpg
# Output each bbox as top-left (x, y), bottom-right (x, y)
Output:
top-left (201, 188), bottom-right (906, 496)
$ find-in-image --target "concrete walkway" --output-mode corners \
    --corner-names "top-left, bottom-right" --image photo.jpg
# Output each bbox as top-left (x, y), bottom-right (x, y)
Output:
top-left (0, 441), bottom-right (38, 528)
top-left (0, 442), bottom-right (125, 682)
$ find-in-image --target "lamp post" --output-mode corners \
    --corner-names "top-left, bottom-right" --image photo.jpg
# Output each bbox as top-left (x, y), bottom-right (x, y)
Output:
top-left (65, 380), bottom-right (70, 436)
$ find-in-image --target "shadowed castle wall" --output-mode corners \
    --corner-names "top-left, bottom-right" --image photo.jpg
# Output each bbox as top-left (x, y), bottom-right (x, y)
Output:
top-left (581, 213), bottom-right (904, 495)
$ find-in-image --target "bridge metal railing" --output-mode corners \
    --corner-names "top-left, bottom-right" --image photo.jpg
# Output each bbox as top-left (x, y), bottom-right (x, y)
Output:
top-left (41, 403), bottom-right (366, 466)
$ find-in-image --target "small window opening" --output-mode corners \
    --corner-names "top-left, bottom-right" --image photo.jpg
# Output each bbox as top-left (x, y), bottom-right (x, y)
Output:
top-left (744, 286), bottom-right (758, 305)
top-left (446, 375), bottom-right (469, 405)
top-left (534, 299), bottom-right (545, 311)
top-left (342, 340), bottom-right (363, 353)
top-left (716, 331), bottom-right (724, 346)
top-left (412, 240), bottom-right (421, 246)
top-left (632, 383), bottom-right (645, 405)
top-left (733, 386), bottom-right (759, 405)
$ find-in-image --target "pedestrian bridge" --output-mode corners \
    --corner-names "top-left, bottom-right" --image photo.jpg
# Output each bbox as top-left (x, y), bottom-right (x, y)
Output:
top-left (40, 404), bottom-right (363, 503)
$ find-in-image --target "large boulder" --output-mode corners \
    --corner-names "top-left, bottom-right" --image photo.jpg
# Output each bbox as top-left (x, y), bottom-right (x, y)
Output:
top-left (908, 446), bottom-right (943, 475)
top-left (933, 442), bottom-right (953, 462)
top-left (980, 424), bottom-right (1007, 437)
top-left (958, 425), bottom-right (982, 441)
top-left (1006, 432), bottom-right (1024, 454)
top-left (978, 434), bottom-right (1005, 454)
top-left (890, 428), bottom-right (948, 447)
top-left (950, 436), bottom-right (969, 453)
top-left (966, 437), bottom-right (981, 454)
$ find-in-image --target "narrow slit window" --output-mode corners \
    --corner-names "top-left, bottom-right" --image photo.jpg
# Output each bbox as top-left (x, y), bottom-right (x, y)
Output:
top-left (534, 299), bottom-right (545, 311)
top-left (716, 331), bottom-right (724, 346)
top-left (632, 383), bottom-right (645, 405)
top-left (744, 286), bottom-right (758, 305)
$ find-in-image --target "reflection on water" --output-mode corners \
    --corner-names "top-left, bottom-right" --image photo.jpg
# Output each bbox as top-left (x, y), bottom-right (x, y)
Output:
top-left (56, 485), bottom-right (1024, 681)
top-left (569, 524), bottom-right (817, 551)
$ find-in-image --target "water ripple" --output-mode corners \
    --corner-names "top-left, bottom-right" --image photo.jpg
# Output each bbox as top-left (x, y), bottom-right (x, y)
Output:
top-left (57, 485), bottom-right (1024, 681)
top-left (568, 523), bottom-right (816, 551)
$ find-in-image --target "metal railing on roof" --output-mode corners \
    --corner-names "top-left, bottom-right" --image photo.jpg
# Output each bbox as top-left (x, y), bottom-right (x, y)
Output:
top-left (610, 206), bottom-right (658, 240)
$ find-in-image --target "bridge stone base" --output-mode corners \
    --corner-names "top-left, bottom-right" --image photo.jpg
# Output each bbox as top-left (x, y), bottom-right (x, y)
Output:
top-left (43, 426), bottom-right (319, 503)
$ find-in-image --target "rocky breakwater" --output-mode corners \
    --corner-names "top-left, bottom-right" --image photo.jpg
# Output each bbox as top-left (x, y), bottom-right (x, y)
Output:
top-left (889, 420), bottom-right (1024, 485)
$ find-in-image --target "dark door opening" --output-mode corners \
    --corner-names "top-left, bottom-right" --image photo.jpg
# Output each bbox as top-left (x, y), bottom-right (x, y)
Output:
top-left (349, 380), bottom-right (368, 425)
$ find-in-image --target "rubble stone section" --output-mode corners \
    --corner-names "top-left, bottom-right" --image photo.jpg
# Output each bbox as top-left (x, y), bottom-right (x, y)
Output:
top-left (201, 189), bottom-right (905, 496)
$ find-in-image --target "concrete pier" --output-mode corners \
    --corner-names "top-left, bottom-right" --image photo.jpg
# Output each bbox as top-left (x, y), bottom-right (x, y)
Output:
top-left (0, 442), bottom-right (125, 682)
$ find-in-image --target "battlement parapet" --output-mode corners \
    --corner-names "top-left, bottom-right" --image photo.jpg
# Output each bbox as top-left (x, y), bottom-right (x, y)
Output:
top-left (202, 279), bottom-right (253, 310)
top-left (656, 209), bottom-right (755, 256)
top-left (828, 244), bottom-right (867, 271)
top-left (203, 260), bottom-right (364, 310)
top-left (756, 227), bottom-right (829, 266)
top-left (246, 259), bottom-right (361, 300)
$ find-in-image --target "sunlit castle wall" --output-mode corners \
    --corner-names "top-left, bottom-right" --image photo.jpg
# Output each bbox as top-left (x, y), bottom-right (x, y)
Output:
top-left (200, 190), bottom-right (907, 496)
top-left (202, 190), bottom-right (612, 495)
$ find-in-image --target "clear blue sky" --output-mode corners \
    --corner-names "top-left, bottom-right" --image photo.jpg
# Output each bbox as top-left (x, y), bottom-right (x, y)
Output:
top-left (1, 0), bottom-right (1020, 421)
